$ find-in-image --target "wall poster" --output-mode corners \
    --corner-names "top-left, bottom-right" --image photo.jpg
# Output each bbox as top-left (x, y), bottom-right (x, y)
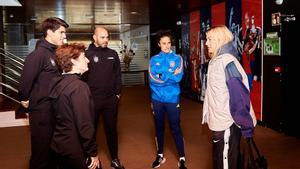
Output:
top-left (227, 0), bottom-right (243, 60)
top-left (199, 7), bottom-right (211, 101)
top-left (264, 37), bottom-right (281, 56)
top-left (242, 0), bottom-right (262, 120)
top-left (211, 2), bottom-right (226, 26)
top-left (189, 11), bottom-right (201, 94)
top-left (180, 14), bottom-right (192, 97)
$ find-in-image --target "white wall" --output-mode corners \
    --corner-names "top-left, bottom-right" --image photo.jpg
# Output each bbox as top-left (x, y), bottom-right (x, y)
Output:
top-left (119, 25), bottom-right (150, 85)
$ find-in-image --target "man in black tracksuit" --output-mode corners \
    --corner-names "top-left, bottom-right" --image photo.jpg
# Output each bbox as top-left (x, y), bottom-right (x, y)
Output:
top-left (85, 27), bottom-right (124, 169)
top-left (18, 17), bottom-right (68, 169)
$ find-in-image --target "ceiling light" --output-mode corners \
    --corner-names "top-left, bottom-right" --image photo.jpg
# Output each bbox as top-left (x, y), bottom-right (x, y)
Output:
top-left (275, 0), bottom-right (283, 5)
top-left (176, 21), bottom-right (182, 25)
top-left (130, 11), bottom-right (138, 15)
top-left (0, 0), bottom-right (22, 6)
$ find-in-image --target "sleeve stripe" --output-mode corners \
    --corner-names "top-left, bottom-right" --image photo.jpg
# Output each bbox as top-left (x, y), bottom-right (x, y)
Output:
top-left (177, 55), bottom-right (183, 73)
top-left (149, 64), bottom-right (164, 83)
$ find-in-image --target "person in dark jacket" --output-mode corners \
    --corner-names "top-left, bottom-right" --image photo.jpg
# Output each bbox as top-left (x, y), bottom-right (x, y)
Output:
top-left (49, 43), bottom-right (100, 169)
top-left (18, 17), bottom-right (69, 169)
top-left (84, 27), bottom-right (124, 169)
top-left (202, 25), bottom-right (257, 169)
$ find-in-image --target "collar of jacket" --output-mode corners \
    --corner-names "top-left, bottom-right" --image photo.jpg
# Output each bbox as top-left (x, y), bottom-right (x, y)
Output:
top-left (216, 41), bottom-right (238, 59)
top-left (48, 73), bottom-right (81, 99)
top-left (88, 43), bottom-right (108, 51)
top-left (36, 38), bottom-right (57, 52)
top-left (159, 50), bottom-right (175, 57)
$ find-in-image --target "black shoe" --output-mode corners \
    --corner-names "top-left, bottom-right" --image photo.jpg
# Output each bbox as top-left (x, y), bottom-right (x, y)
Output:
top-left (152, 155), bottom-right (166, 168)
top-left (111, 159), bottom-right (125, 169)
top-left (178, 159), bottom-right (187, 169)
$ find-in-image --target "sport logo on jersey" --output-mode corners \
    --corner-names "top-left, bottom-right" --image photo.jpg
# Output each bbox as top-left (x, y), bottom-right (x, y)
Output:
top-left (170, 61), bottom-right (175, 67)
top-left (93, 56), bottom-right (99, 63)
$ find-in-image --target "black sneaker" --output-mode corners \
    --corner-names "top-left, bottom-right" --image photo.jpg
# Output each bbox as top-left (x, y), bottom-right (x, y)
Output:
top-left (111, 159), bottom-right (125, 169)
top-left (152, 155), bottom-right (166, 168)
top-left (178, 159), bottom-right (187, 169)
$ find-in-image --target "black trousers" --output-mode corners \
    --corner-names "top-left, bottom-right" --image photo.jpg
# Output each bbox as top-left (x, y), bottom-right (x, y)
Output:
top-left (212, 124), bottom-right (241, 169)
top-left (94, 95), bottom-right (119, 160)
top-left (152, 100), bottom-right (185, 157)
top-left (55, 153), bottom-right (87, 169)
top-left (29, 103), bottom-right (55, 169)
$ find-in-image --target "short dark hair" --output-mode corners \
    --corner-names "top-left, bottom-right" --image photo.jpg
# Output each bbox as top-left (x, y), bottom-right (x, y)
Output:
top-left (55, 43), bottom-right (85, 73)
top-left (156, 29), bottom-right (172, 44)
top-left (41, 17), bottom-right (69, 37)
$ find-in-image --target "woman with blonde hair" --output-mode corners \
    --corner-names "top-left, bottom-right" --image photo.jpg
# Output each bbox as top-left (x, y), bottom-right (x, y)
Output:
top-left (202, 25), bottom-right (257, 169)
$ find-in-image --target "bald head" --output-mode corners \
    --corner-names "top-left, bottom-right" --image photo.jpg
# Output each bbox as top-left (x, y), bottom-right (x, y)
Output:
top-left (93, 27), bottom-right (109, 48)
top-left (94, 27), bottom-right (107, 34)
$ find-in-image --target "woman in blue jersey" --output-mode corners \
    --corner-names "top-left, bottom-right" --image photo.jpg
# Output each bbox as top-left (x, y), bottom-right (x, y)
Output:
top-left (149, 30), bottom-right (187, 169)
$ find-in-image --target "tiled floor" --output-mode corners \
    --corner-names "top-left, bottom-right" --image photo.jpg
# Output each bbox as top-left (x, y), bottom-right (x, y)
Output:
top-left (0, 86), bottom-right (300, 169)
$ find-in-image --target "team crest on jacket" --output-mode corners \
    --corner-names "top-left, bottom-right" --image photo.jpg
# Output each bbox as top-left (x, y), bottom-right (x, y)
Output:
top-left (50, 58), bottom-right (56, 66)
top-left (93, 56), bottom-right (99, 63)
top-left (170, 61), bottom-right (175, 67)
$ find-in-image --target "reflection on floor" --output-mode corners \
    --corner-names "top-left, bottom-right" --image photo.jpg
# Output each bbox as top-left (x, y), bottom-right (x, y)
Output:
top-left (0, 86), bottom-right (299, 169)
top-left (251, 80), bottom-right (262, 120)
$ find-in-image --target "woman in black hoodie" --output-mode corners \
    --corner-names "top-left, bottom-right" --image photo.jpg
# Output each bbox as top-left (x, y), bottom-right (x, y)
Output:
top-left (49, 43), bottom-right (100, 169)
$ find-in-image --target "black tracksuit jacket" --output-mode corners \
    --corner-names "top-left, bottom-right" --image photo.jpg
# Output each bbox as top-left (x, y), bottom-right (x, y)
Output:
top-left (84, 43), bottom-right (122, 99)
top-left (49, 74), bottom-right (98, 159)
top-left (19, 38), bottom-right (59, 111)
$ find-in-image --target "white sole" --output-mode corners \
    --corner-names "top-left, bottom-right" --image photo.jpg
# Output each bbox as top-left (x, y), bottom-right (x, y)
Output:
top-left (153, 157), bottom-right (166, 168)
